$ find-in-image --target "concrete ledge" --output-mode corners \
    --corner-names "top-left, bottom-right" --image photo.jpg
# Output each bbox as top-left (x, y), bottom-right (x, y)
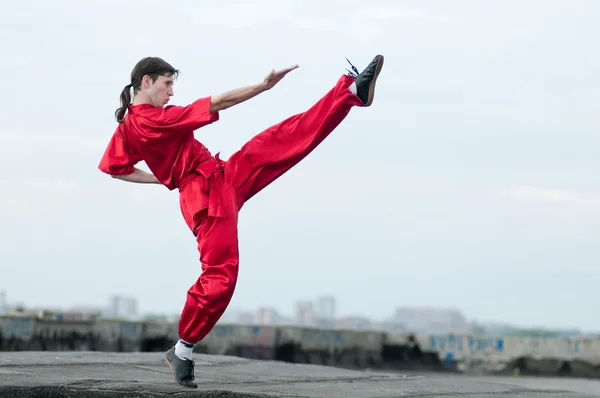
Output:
top-left (1, 352), bottom-right (600, 397)
top-left (2, 315), bottom-right (600, 380)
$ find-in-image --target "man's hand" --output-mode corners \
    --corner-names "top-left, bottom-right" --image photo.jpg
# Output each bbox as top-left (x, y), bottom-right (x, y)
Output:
top-left (209, 64), bottom-right (299, 113)
top-left (263, 65), bottom-right (299, 90)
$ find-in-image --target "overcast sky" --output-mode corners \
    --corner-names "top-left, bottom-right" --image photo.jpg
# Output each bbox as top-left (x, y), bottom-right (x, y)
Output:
top-left (1, 0), bottom-right (599, 332)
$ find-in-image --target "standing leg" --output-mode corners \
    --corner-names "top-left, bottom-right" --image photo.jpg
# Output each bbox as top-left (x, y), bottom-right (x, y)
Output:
top-left (178, 210), bottom-right (240, 345)
top-left (226, 55), bottom-right (384, 204)
top-left (166, 179), bottom-right (239, 389)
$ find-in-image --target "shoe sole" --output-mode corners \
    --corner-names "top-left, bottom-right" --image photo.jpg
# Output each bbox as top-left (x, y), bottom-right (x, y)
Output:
top-left (164, 352), bottom-right (198, 389)
top-left (364, 55), bottom-right (384, 107)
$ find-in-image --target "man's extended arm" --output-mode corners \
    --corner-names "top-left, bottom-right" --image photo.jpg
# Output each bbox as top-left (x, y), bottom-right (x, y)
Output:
top-left (210, 82), bottom-right (268, 113)
top-left (111, 168), bottom-right (160, 184)
top-left (209, 65), bottom-right (299, 113)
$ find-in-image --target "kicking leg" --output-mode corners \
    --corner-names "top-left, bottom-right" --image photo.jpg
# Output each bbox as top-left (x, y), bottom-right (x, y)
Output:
top-left (226, 55), bottom-right (384, 204)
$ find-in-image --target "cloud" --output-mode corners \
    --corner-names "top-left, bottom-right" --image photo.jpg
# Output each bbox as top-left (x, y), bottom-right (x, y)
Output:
top-left (509, 186), bottom-right (600, 214)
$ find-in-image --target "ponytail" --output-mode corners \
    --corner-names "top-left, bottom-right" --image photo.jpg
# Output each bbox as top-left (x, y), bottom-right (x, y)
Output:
top-left (115, 84), bottom-right (133, 124)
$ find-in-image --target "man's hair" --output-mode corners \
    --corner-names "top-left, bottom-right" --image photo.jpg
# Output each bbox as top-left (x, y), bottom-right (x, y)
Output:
top-left (115, 57), bottom-right (180, 124)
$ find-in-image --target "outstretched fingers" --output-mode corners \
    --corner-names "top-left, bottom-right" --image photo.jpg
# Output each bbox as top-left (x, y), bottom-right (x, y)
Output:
top-left (279, 64), bottom-right (299, 74)
top-left (272, 65), bottom-right (299, 79)
top-left (264, 64), bottom-right (299, 89)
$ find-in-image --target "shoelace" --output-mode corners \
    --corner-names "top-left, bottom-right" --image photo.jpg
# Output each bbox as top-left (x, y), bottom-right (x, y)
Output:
top-left (345, 57), bottom-right (360, 78)
top-left (183, 359), bottom-right (195, 381)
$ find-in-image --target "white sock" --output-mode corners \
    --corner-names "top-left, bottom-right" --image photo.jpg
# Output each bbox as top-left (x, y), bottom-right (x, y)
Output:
top-left (174, 339), bottom-right (194, 360)
top-left (349, 82), bottom-right (357, 95)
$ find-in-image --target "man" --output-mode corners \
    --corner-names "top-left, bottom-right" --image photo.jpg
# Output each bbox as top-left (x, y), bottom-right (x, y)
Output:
top-left (98, 54), bottom-right (384, 388)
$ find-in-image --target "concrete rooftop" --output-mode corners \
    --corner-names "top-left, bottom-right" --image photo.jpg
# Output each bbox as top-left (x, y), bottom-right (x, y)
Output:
top-left (1, 352), bottom-right (599, 397)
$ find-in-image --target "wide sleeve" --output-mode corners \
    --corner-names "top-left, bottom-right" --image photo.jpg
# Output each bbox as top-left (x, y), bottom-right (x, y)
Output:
top-left (141, 96), bottom-right (219, 132)
top-left (98, 128), bottom-right (141, 176)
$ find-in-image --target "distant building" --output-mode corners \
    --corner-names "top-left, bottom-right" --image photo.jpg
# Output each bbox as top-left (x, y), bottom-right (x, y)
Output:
top-left (237, 311), bottom-right (255, 324)
top-left (336, 316), bottom-right (372, 330)
top-left (0, 290), bottom-right (6, 315)
top-left (392, 307), bottom-right (469, 333)
top-left (217, 307), bottom-right (256, 324)
top-left (106, 295), bottom-right (138, 319)
top-left (375, 319), bottom-right (408, 332)
top-left (315, 296), bottom-right (336, 321)
top-left (256, 306), bottom-right (293, 325)
top-left (0, 290), bottom-right (26, 316)
top-left (257, 306), bottom-right (276, 324)
top-left (295, 300), bottom-right (315, 326)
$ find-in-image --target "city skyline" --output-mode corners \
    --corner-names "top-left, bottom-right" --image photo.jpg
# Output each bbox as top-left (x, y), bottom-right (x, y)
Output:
top-left (1, 289), bottom-right (594, 336)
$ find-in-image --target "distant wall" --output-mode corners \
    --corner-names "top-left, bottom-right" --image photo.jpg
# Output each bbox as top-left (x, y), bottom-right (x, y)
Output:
top-left (1, 315), bottom-right (599, 378)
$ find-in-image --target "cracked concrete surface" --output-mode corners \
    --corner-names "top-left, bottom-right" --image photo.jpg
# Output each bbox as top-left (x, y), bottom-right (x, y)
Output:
top-left (1, 352), bottom-right (599, 397)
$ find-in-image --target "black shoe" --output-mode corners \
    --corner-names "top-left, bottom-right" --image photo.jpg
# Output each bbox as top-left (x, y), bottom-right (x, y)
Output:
top-left (346, 55), bottom-right (384, 106)
top-left (164, 347), bottom-right (198, 388)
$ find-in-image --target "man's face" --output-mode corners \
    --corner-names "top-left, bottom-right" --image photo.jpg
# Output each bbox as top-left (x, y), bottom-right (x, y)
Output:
top-left (143, 74), bottom-right (174, 107)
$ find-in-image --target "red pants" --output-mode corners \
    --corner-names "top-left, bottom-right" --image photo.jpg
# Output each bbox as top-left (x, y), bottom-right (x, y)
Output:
top-left (177, 74), bottom-right (363, 344)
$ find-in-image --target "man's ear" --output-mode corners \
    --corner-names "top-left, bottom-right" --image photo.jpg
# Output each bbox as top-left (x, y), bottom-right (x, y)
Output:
top-left (141, 75), bottom-right (151, 89)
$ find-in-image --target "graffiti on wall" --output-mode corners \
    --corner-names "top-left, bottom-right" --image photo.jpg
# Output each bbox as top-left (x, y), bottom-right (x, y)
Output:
top-left (0, 318), bottom-right (34, 340)
top-left (301, 328), bottom-right (344, 348)
top-left (519, 337), bottom-right (583, 357)
top-left (428, 335), bottom-right (504, 354)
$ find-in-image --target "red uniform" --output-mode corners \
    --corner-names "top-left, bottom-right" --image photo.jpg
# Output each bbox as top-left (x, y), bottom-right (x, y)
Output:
top-left (99, 74), bottom-right (363, 344)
